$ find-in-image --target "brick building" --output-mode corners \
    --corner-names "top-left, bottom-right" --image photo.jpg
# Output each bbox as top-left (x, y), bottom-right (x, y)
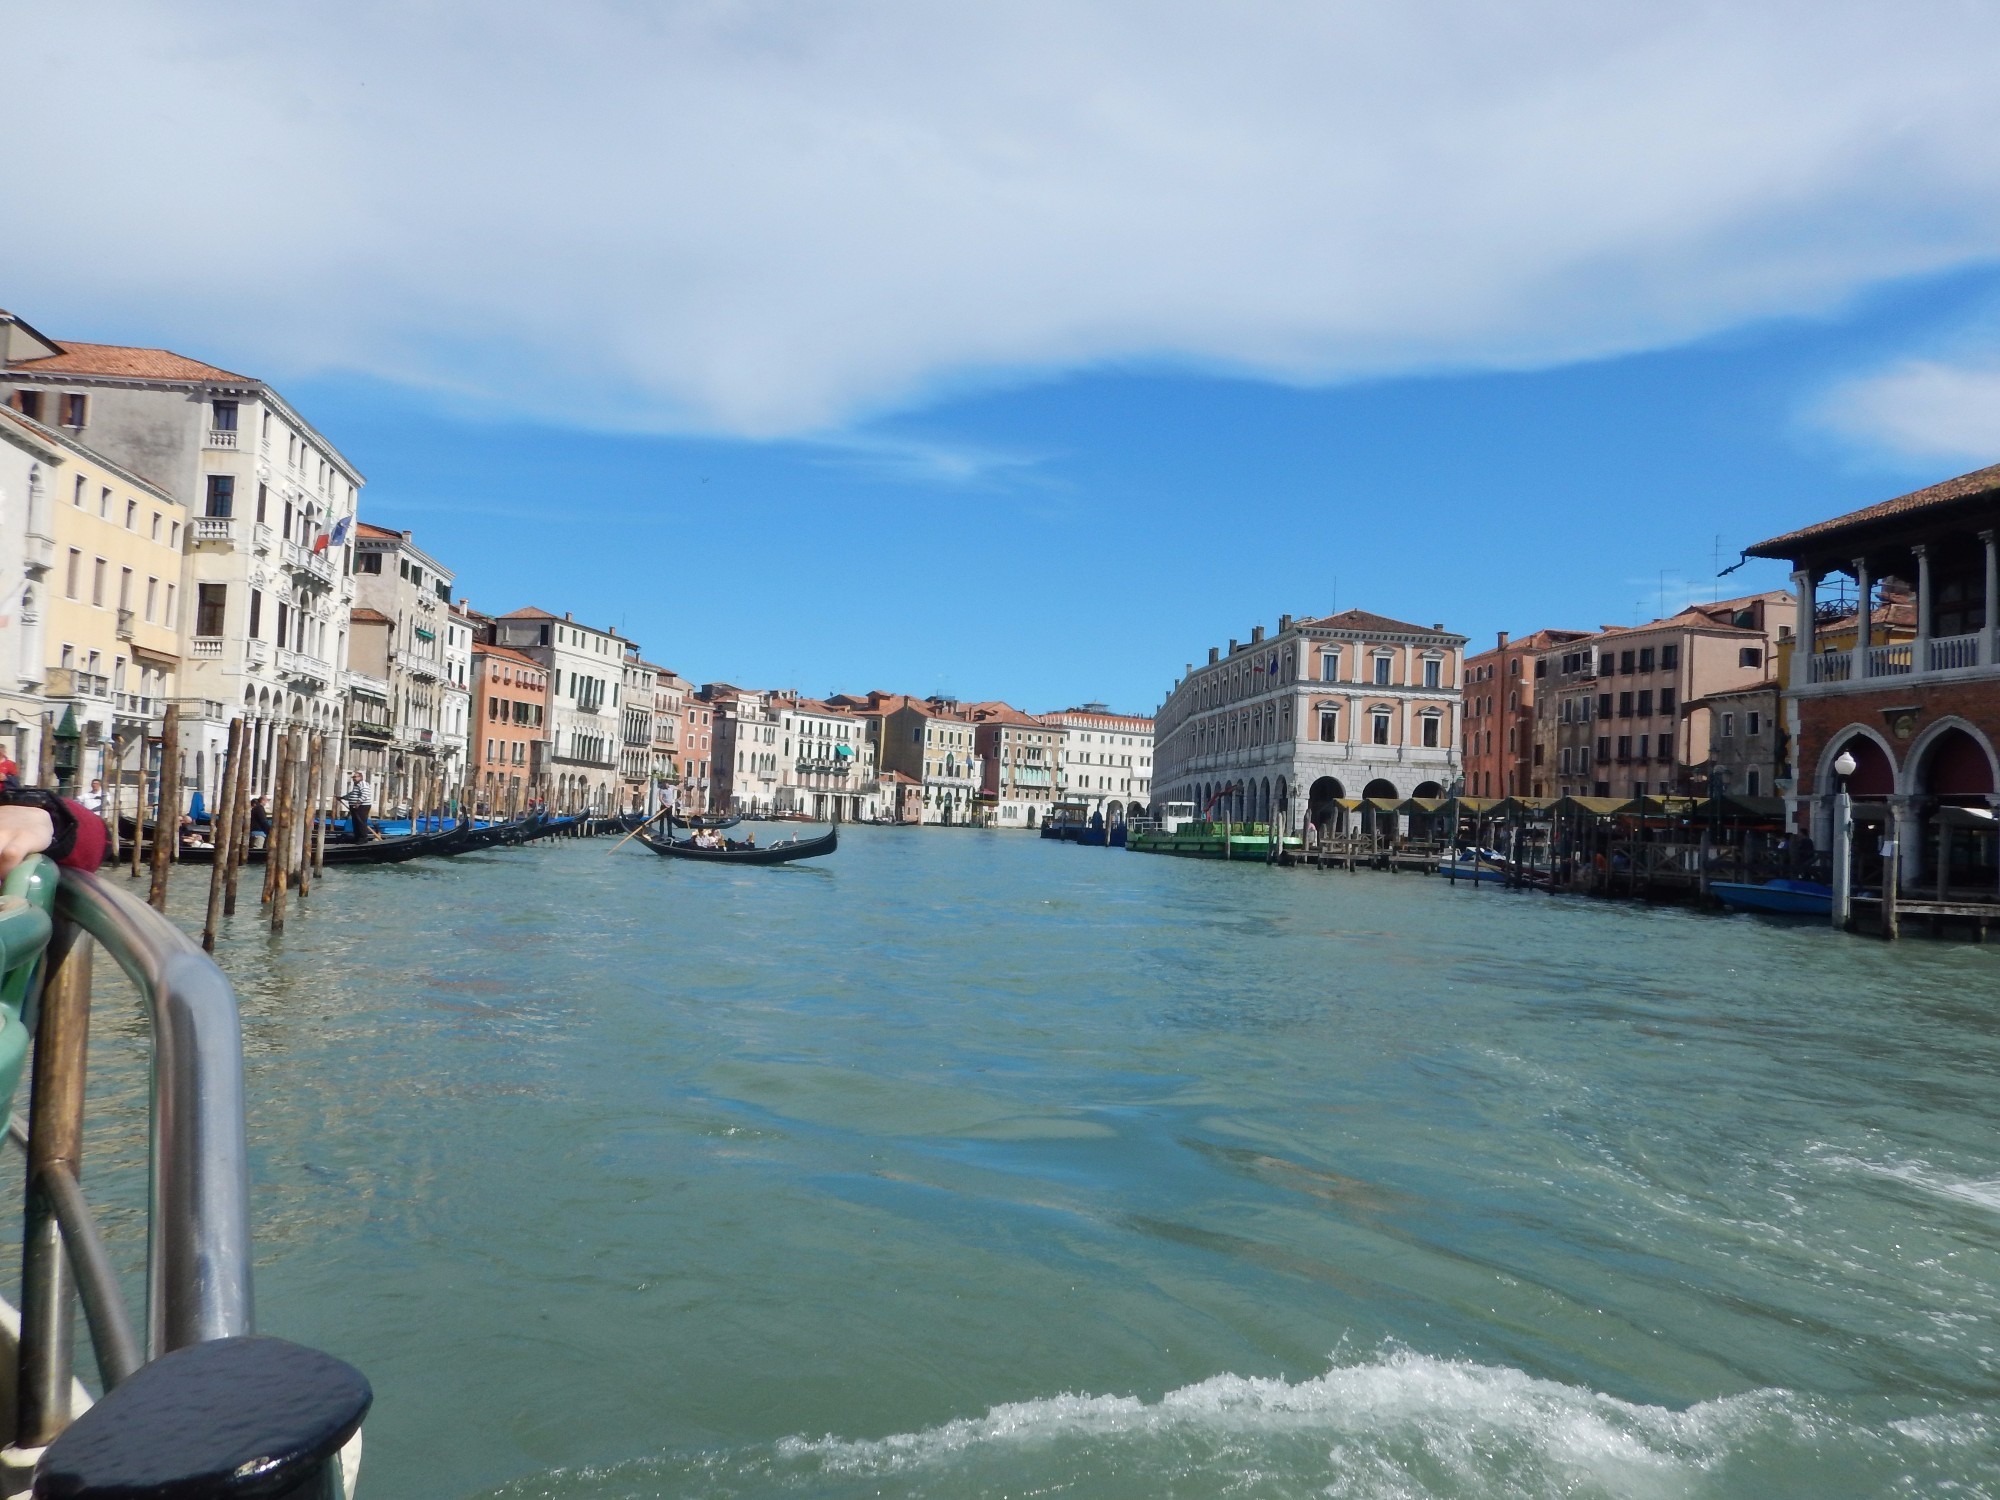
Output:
top-left (1748, 464), bottom-right (1998, 898)
top-left (470, 643), bottom-right (548, 811)
top-left (1462, 627), bottom-right (1588, 798)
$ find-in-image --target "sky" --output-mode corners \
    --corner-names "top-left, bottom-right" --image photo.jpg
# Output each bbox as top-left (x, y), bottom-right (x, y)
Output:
top-left (8, 2), bottom-right (2000, 713)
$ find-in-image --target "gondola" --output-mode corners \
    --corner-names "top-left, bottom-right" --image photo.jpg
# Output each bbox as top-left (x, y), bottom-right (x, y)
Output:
top-left (638, 825), bottom-right (837, 865)
top-left (678, 812), bottom-right (742, 831)
top-left (167, 825), bottom-right (469, 866)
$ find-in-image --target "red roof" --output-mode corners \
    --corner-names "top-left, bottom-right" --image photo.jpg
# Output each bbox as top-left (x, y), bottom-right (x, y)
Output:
top-left (6, 340), bottom-right (252, 383)
top-left (1299, 607), bottom-right (1459, 637)
top-left (474, 643), bottom-right (546, 673)
top-left (1751, 462), bottom-right (2000, 556)
top-left (354, 521), bottom-right (402, 541)
top-left (349, 608), bottom-right (392, 625)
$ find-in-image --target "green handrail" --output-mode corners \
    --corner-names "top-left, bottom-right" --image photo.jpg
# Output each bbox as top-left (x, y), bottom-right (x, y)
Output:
top-left (0, 854), bottom-right (57, 1118)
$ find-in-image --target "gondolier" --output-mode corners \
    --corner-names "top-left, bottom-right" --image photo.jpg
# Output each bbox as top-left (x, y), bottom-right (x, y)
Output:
top-left (343, 772), bottom-right (376, 844)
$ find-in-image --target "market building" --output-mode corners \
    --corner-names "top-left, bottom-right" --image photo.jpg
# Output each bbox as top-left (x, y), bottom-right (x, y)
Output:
top-left (1151, 609), bottom-right (1466, 832)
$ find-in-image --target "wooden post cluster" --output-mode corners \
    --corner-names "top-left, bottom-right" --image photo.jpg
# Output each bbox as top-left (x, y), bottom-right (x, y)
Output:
top-left (201, 719), bottom-right (244, 952)
top-left (147, 703), bottom-right (179, 913)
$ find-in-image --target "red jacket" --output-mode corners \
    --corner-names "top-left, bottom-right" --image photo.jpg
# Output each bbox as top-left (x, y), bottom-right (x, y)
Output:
top-left (57, 800), bottom-right (106, 873)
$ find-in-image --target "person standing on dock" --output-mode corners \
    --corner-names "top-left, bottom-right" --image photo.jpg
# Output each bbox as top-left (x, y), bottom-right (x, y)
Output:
top-left (343, 772), bottom-right (376, 844)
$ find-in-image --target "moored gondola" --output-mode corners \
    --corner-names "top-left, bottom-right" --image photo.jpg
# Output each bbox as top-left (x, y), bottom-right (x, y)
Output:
top-left (638, 825), bottom-right (837, 865)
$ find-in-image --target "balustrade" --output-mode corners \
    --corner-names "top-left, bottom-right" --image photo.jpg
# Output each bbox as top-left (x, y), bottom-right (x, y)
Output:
top-left (1929, 632), bottom-right (1982, 671)
top-left (1865, 642), bottom-right (1913, 676)
top-left (191, 517), bottom-right (235, 545)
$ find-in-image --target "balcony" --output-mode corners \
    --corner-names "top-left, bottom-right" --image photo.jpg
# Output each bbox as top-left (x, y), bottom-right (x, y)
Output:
top-left (244, 638), bottom-right (268, 668)
top-left (192, 517), bottom-right (236, 546)
top-left (1799, 633), bottom-right (1991, 691)
top-left (45, 668), bottom-right (111, 701)
top-left (282, 540), bottom-right (335, 586)
top-left (340, 576), bottom-right (355, 602)
top-left (191, 636), bottom-right (225, 659)
top-left (253, 522), bottom-right (274, 555)
top-left (115, 692), bottom-right (156, 719)
top-left (114, 607), bottom-right (135, 641)
top-left (204, 428), bottom-right (239, 450)
top-left (345, 669), bottom-right (390, 697)
top-left (277, 648), bottom-right (332, 688)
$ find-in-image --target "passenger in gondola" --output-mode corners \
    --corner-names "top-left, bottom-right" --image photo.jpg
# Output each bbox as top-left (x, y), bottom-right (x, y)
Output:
top-left (248, 795), bottom-right (271, 850)
top-left (744, 832), bottom-right (755, 849)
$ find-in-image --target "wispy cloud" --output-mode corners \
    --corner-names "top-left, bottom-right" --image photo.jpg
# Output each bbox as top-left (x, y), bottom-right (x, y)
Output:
top-left (12, 3), bottom-right (2000, 437)
top-left (1814, 356), bottom-right (2000, 465)
top-left (809, 432), bottom-right (1053, 487)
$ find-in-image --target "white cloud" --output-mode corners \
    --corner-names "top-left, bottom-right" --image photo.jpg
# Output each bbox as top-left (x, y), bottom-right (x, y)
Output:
top-left (1815, 358), bottom-right (2000, 463)
top-left (10, 1), bottom-right (2000, 436)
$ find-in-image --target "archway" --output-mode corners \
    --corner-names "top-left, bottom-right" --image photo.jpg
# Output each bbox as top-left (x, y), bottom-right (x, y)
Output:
top-left (1361, 776), bottom-right (1398, 837)
top-left (1412, 780), bottom-right (1444, 799)
top-left (1912, 725), bottom-right (1999, 897)
top-left (1361, 777), bottom-right (1398, 800)
top-left (1825, 731), bottom-right (1895, 797)
top-left (1307, 776), bottom-right (1344, 834)
top-left (1915, 725), bottom-right (1997, 803)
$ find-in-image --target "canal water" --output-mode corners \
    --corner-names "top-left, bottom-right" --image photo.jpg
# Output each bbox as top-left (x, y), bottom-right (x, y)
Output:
top-left (55, 828), bottom-right (2000, 1495)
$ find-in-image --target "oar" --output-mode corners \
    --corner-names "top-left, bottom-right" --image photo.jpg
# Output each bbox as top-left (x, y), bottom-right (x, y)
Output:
top-left (609, 805), bottom-right (676, 853)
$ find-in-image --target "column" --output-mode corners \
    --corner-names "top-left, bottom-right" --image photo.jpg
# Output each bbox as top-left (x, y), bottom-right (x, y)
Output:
top-left (1982, 530), bottom-right (1997, 667)
top-left (1913, 543), bottom-right (1931, 675)
top-left (1791, 569), bottom-right (1815, 666)
top-left (1852, 556), bottom-right (1872, 667)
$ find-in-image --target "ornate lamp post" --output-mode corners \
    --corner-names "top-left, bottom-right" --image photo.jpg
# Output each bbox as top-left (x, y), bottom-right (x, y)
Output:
top-left (1831, 748), bottom-right (1858, 930)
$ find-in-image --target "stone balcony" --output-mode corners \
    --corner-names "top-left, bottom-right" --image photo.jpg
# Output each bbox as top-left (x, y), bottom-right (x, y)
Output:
top-left (204, 428), bottom-right (239, 450)
top-left (277, 649), bottom-right (333, 689)
top-left (192, 517), bottom-right (236, 547)
top-left (1797, 632), bottom-right (1996, 693)
top-left (282, 540), bottom-right (336, 587)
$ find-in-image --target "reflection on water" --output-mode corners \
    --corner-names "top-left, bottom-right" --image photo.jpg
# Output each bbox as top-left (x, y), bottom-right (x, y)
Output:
top-left (22, 828), bottom-right (2000, 1497)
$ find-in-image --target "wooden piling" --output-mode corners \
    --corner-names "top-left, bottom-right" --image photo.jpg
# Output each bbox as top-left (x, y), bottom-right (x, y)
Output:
top-left (128, 731), bottom-right (146, 881)
top-left (296, 733), bottom-right (321, 900)
top-left (146, 703), bottom-right (178, 912)
top-left (223, 725), bottom-right (253, 918)
top-left (263, 731), bottom-right (292, 907)
top-left (270, 733), bottom-right (296, 931)
top-left (105, 732), bottom-right (122, 862)
top-left (201, 719), bottom-right (243, 952)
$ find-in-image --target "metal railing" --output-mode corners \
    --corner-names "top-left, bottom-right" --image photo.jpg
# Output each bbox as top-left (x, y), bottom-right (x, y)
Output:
top-left (10, 863), bottom-right (252, 1453)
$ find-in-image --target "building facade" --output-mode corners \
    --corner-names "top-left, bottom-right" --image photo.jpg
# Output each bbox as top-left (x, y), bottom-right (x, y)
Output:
top-left (490, 608), bottom-right (629, 813)
top-left (470, 643), bottom-right (549, 812)
top-left (441, 604), bottom-right (475, 796)
top-left (1461, 628), bottom-right (1588, 799)
top-left (619, 652), bottom-right (656, 811)
top-left (1038, 703), bottom-right (1152, 822)
top-left (1, 313), bottom-right (361, 813)
top-left (849, 693), bottom-right (982, 825)
top-left (704, 684), bottom-right (782, 814)
top-left (350, 524), bottom-right (457, 809)
top-left (964, 702), bottom-right (1060, 829)
top-left (679, 686), bottom-right (713, 813)
top-left (772, 694), bottom-right (880, 822)
top-left (1534, 593), bottom-right (1791, 801)
top-left (1747, 464), bottom-right (1999, 895)
top-left (0, 406), bottom-right (58, 778)
top-left (1152, 609), bottom-right (1466, 831)
top-left (1685, 681), bottom-right (1784, 800)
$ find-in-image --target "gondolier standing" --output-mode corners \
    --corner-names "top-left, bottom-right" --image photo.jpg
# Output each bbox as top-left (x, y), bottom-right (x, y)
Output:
top-left (343, 771), bottom-right (376, 844)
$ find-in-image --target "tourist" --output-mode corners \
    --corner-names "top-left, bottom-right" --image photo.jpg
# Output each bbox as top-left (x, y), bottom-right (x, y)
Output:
top-left (248, 796), bottom-right (271, 850)
top-left (79, 778), bottom-right (104, 814)
top-left (343, 772), bottom-right (375, 844)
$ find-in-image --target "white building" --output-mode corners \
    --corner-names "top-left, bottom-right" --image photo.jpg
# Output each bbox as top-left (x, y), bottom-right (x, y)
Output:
top-left (350, 524), bottom-right (456, 808)
top-left (1152, 609), bottom-right (1466, 832)
top-left (772, 694), bottom-right (881, 822)
top-left (704, 684), bottom-right (783, 814)
top-left (1039, 703), bottom-right (1153, 822)
top-left (489, 608), bottom-right (630, 813)
top-left (441, 604), bottom-right (475, 796)
top-left (619, 652), bottom-right (656, 811)
top-left (0, 402), bottom-right (57, 777)
top-left (0, 314), bottom-right (360, 807)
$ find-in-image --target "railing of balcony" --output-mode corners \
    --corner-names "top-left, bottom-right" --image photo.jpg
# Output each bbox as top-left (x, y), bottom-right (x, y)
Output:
top-left (1864, 643), bottom-right (1913, 676)
top-left (1804, 634), bottom-right (1990, 686)
top-left (1806, 650), bottom-right (1852, 684)
top-left (191, 517), bottom-right (234, 545)
top-left (1930, 632), bottom-right (1982, 671)
top-left (203, 428), bottom-right (238, 450)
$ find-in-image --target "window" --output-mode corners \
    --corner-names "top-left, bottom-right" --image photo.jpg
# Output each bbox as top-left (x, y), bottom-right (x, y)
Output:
top-left (256, 484), bottom-right (268, 522)
top-left (1660, 644), bottom-right (1680, 669)
top-left (169, 522), bottom-right (179, 548)
top-left (1747, 711), bottom-right (1761, 736)
top-left (357, 551), bottom-right (382, 574)
top-left (248, 589), bottom-right (261, 637)
top-left (1559, 747), bottom-right (1573, 772)
top-left (150, 512), bottom-right (161, 541)
top-left (64, 549), bottom-right (80, 599)
top-left (1423, 658), bottom-right (1442, 688)
top-left (1746, 769), bottom-right (1760, 796)
top-left (72, 476), bottom-right (84, 507)
top-left (145, 577), bottom-right (158, 622)
top-left (91, 557), bottom-right (106, 607)
top-left (1596, 736), bottom-right (1610, 762)
top-left (118, 567), bottom-right (132, 610)
top-left (1636, 690), bottom-right (1652, 717)
top-left (124, 499), bottom-right (137, 529)
top-left (1720, 712), bottom-right (1735, 737)
top-left (195, 583), bottom-right (227, 637)
top-left (1371, 711), bottom-right (1391, 744)
top-left (211, 400), bottom-right (238, 432)
top-left (1637, 735), bottom-right (1649, 760)
top-left (1638, 647), bottom-right (1655, 672)
top-left (98, 486), bottom-right (110, 518)
top-left (1618, 692), bottom-right (1633, 718)
top-left (60, 394), bottom-right (86, 428)
top-left (14, 391), bottom-right (41, 421)
top-left (1659, 687), bottom-right (1676, 716)
top-left (1634, 781), bottom-right (1647, 797)
top-left (205, 475), bottom-right (234, 518)
top-left (1738, 647), bottom-right (1762, 668)
top-left (1616, 735), bottom-right (1631, 762)
top-left (1597, 693), bottom-right (1612, 719)
top-left (1373, 655), bottom-right (1392, 685)
top-left (165, 583), bottom-right (175, 621)
top-left (1420, 714), bottom-right (1440, 748)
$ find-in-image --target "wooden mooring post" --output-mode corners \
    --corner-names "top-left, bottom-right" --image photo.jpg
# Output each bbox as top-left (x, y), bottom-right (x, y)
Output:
top-left (147, 704), bottom-right (179, 912)
top-left (201, 719), bottom-right (243, 952)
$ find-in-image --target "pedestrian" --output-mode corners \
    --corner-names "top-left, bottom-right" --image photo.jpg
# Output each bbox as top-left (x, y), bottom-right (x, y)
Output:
top-left (343, 771), bottom-right (375, 844)
top-left (78, 777), bottom-right (104, 814)
top-left (248, 795), bottom-right (271, 850)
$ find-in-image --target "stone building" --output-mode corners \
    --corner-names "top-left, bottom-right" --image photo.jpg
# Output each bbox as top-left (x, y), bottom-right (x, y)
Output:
top-left (1038, 703), bottom-right (1152, 822)
top-left (836, 692), bottom-right (982, 825)
top-left (0, 406), bottom-right (59, 777)
top-left (469, 642), bottom-right (548, 811)
top-left (1684, 680), bottom-right (1784, 799)
top-left (1533, 592), bottom-right (1791, 801)
top-left (1747, 464), bottom-right (1999, 895)
top-left (964, 701), bottom-right (1060, 829)
top-left (1461, 628), bottom-right (1588, 799)
top-left (489, 608), bottom-right (630, 813)
top-left (772, 693), bottom-right (880, 822)
top-left (704, 684), bottom-right (782, 814)
top-left (1, 310), bottom-right (360, 812)
top-left (619, 651), bottom-right (657, 811)
top-left (350, 524), bottom-right (457, 809)
top-left (1151, 609), bottom-right (1466, 832)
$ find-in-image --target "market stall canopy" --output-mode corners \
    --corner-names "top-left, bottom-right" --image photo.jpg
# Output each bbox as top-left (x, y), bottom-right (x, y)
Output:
top-left (1397, 797), bottom-right (1451, 816)
top-left (1554, 795), bottom-right (1639, 817)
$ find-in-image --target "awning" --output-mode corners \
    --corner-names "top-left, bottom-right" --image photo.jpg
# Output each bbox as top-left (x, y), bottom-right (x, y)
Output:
top-left (1554, 795), bottom-right (1639, 817)
top-left (1397, 796), bottom-right (1451, 815)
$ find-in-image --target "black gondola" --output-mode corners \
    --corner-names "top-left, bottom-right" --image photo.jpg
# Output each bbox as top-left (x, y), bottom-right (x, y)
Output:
top-left (638, 825), bottom-right (837, 865)
top-left (678, 812), bottom-right (742, 831)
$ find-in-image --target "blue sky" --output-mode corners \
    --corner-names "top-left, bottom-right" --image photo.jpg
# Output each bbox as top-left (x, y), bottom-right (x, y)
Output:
top-left (10, 3), bottom-right (2000, 713)
top-left (275, 265), bottom-right (1996, 713)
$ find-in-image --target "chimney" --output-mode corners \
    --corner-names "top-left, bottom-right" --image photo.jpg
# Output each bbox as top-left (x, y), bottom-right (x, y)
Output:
top-left (1228, 639), bottom-right (1239, 654)
top-left (1497, 630), bottom-right (1509, 649)
top-left (1278, 614), bottom-right (1292, 632)
top-left (1432, 623), bottom-right (1444, 632)
top-left (564, 611), bottom-right (573, 622)
top-left (1208, 647), bottom-right (1219, 664)
top-left (1251, 625), bottom-right (1265, 644)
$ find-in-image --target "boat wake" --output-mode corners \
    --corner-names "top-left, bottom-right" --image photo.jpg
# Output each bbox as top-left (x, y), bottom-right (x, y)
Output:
top-left (471, 1346), bottom-right (1997, 1499)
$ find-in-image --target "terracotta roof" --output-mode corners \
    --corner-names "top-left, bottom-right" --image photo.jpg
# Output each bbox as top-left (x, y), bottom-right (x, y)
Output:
top-left (1749, 462), bottom-right (2000, 557)
top-left (960, 700), bottom-right (1041, 727)
top-left (1464, 627), bottom-right (1590, 664)
top-left (473, 643), bottom-right (545, 672)
top-left (1038, 705), bottom-right (1153, 728)
top-left (1297, 607), bottom-right (1461, 638)
top-left (498, 606), bottom-right (559, 620)
top-left (880, 770), bottom-right (919, 784)
top-left (349, 608), bottom-right (392, 625)
top-left (354, 521), bottom-right (403, 541)
top-left (6, 340), bottom-right (252, 383)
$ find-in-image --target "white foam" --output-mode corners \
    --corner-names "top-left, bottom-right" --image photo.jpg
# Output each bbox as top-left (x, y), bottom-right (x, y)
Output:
top-left (777, 1349), bottom-right (1772, 1496)
top-left (1820, 1152), bottom-right (2000, 1215)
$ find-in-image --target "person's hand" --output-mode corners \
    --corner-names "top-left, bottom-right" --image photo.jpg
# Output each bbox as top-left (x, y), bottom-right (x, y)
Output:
top-left (0, 805), bottom-right (55, 878)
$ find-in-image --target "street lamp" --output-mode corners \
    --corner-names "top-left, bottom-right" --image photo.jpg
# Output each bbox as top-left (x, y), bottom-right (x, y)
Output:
top-left (1833, 749), bottom-right (1857, 788)
top-left (1830, 748), bottom-right (1858, 929)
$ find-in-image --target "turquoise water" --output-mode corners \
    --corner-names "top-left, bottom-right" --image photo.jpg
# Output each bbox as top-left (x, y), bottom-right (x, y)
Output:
top-left (57, 829), bottom-right (2000, 1495)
